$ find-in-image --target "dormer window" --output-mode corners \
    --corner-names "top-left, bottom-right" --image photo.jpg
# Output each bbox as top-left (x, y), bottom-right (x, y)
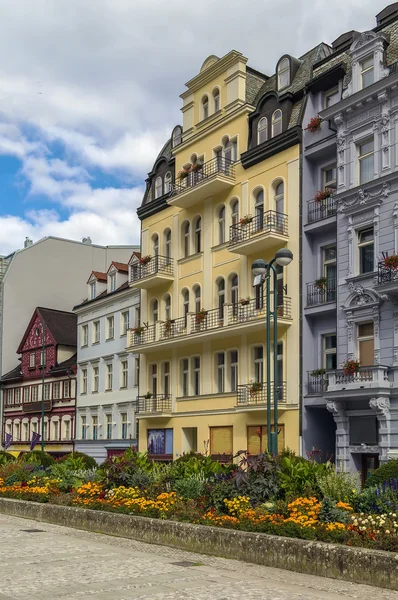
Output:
top-left (109, 272), bottom-right (116, 292)
top-left (172, 126), bottom-right (182, 147)
top-left (272, 109), bottom-right (282, 137)
top-left (202, 95), bottom-right (209, 120)
top-left (155, 176), bottom-right (162, 199)
top-left (164, 172), bottom-right (172, 194)
top-left (277, 58), bottom-right (290, 90)
top-left (90, 281), bottom-right (96, 300)
top-left (360, 55), bottom-right (374, 89)
top-left (257, 117), bottom-right (268, 144)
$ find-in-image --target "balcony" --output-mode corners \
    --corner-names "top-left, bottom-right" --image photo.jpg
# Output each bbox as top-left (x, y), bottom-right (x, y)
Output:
top-left (326, 365), bottom-right (391, 397)
top-left (228, 211), bottom-right (288, 255)
top-left (377, 260), bottom-right (398, 295)
top-left (236, 382), bottom-right (287, 409)
top-left (305, 196), bottom-right (337, 235)
top-left (169, 157), bottom-right (235, 208)
top-left (136, 394), bottom-right (172, 416)
top-left (126, 297), bottom-right (292, 352)
top-left (129, 255), bottom-right (174, 290)
top-left (306, 371), bottom-right (328, 395)
top-left (305, 278), bottom-right (336, 313)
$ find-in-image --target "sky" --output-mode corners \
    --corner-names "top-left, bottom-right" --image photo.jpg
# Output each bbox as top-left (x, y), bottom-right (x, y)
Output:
top-left (0, 0), bottom-right (392, 255)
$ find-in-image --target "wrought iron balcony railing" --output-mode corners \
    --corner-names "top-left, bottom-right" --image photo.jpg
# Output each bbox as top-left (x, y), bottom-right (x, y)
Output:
top-left (306, 278), bottom-right (337, 306)
top-left (137, 394), bottom-right (172, 413)
top-left (307, 371), bottom-right (328, 395)
top-left (129, 255), bottom-right (173, 283)
top-left (378, 261), bottom-right (398, 285)
top-left (307, 196), bottom-right (337, 224)
top-left (236, 382), bottom-right (287, 406)
top-left (229, 210), bottom-right (288, 246)
top-left (172, 157), bottom-right (235, 195)
top-left (130, 324), bottom-right (156, 346)
top-left (160, 316), bottom-right (187, 340)
top-left (190, 307), bottom-right (224, 332)
top-left (228, 296), bottom-right (292, 322)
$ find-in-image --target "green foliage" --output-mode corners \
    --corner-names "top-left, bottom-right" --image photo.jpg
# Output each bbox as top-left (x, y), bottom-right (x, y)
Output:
top-left (20, 451), bottom-right (55, 468)
top-left (57, 452), bottom-right (98, 469)
top-left (365, 459), bottom-right (398, 488)
top-left (234, 453), bottom-right (280, 505)
top-left (171, 453), bottom-right (228, 480)
top-left (0, 451), bottom-right (16, 466)
top-left (318, 497), bottom-right (351, 524)
top-left (353, 485), bottom-right (398, 514)
top-left (174, 475), bottom-right (204, 500)
top-left (203, 479), bottom-right (238, 512)
top-left (278, 455), bottom-right (331, 499)
top-left (0, 461), bottom-right (39, 485)
top-left (316, 467), bottom-right (361, 502)
top-left (98, 449), bottom-right (151, 488)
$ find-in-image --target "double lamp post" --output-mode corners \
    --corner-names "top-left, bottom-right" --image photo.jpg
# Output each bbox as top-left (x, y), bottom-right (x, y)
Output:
top-left (251, 248), bottom-right (293, 456)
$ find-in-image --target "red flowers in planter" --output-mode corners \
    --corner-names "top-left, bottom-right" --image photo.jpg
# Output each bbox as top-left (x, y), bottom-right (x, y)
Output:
top-left (139, 255), bottom-right (151, 265)
top-left (305, 116), bottom-right (322, 133)
top-left (382, 253), bottom-right (398, 270)
top-left (195, 310), bottom-right (207, 324)
top-left (239, 215), bottom-right (253, 226)
top-left (314, 189), bottom-right (332, 203)
top-left (343, 359), bottom-right (360, 376)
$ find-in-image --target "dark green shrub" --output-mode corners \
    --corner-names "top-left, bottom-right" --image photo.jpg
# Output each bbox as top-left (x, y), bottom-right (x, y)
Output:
top-left (20, 451), bottom-right (55, 468)
top-left (233, 453), bottom-right (280, 505)
top-left (203, 478), bottom-right (237, 512)
top-left (318, 497), bottom-right (350, 524)
top-left (57, 452), bottom-right (97, 469)
top-left (0, 451), bottom-right (16, 465)
top-left (365, 460), bottom-right (398, 487)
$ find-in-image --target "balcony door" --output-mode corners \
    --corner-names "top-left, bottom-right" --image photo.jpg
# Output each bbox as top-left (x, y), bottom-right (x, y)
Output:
top-left (322, 245), bottom-right (337, 302)
top-left (358, 322), bottom-right (374, 367)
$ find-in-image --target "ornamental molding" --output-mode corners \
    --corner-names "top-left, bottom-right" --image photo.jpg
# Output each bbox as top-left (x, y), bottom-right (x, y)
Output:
top-left (343, 285), bottom-right (387, 313)
top-left (338, 182), bottom-right (390, 213)
top-left (369, 397), bottom-right (390, 417)
top-left (326, 401), bottom-right (341, 416)
top-left (349, 444), bottom-right (380, 454)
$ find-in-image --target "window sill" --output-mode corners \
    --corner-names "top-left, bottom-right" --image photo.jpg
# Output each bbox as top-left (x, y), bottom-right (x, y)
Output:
top-left (80, 393), bottom-right (87, 396)
top-left (91, 391), bottom-right (99, 394)
top-left (105, 389), bottom-right (112, 392)
top-left (92, 341), bottom-right (100, 345)
top-left (345, 272), bottom-right (375, 283)
top-left (81, 344), bottom-right (88, 349)
top-left (105, 337), bottom-right (115, 342)
top-left (120, 333), bottom-right (127, 338)
top-left (119, 386), bottom-right (127, 390)
top-left (178, 252), bottom-right (203, 265)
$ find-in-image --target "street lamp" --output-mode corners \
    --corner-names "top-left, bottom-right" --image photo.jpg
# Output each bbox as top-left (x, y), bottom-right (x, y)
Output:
top-left (252, 248), bottom-right (293, 455)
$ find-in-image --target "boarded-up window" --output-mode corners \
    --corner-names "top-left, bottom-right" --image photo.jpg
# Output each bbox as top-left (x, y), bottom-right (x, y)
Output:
top-left (247, 424), bottom-right (285, 454)
top-left (210, 426), bottom-right (233, 456)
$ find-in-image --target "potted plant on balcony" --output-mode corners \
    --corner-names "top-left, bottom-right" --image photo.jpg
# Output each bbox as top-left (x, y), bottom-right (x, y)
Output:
top-left (315, 276), bottom-right (328, 292)
top-left (239, 215), bottom-right (253, 226)
top-left (195, 309), bottom-right (207, 325)
top-left (382, 253), bottom-right (398, 270)
top-left (139, 255), bottom-right (151, 266)
top-left (133, 325), bottom-right (144, 336)
top-left (311, 368), bottom-right (326, 377)
top-left (144, 391), bottom-right (153, 399)
top-left (190, 161), bottom-right (203, 173)
top-left (314, 188), bottom-right (333, 203)
top-left (249, 380), bottom-right (263, 395)
top-left (343, 358), bottom-right (360, 376)
top-left (239, 297), bottom-right (251, 306)
top-left (305, 115), bottom-right (322, 132)
top-left (178, 168), bottom-right (190, 180)
top-left (164, 318), bottom-right (175, 333)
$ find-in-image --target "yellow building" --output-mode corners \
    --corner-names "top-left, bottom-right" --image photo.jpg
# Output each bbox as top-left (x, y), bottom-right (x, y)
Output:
top-left (127, 49), bottom-right (316, 461)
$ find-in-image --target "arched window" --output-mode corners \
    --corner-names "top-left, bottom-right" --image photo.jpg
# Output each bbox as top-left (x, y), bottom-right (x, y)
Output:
top-left (194, 216), bottom-right (202, 253)
top-left (164, 172), bottom-right (172, 194)
top-left (182, 289), bottom-right (189, 326)
top-left (152, 234), bottom-right (159, 256)
top-left (255, 189), bottom-right (264, 230)
top-left (230, 274), bottom-right (239, 307)
top-left (213, 88), bottom-right (220, 112)
top-left (155, 176), bottom-right (162, 199)
top-left (274, 181), bottom-right (284, 213)
top-left (278, 58), bottom-right (290, 90)
top-left (182, 221), bottom-right (190, 258)
top-left (202, 95), bottom-right (209, 120)
top-left (193, 285), bottom-right (201, 313)
top-left (217, 278), bottom-right (225, 320)
top-left (257, 117), bottom-right (268, 144)
top-left (231, 199), bottom-right (239, 227)
top-left (218, 206), bottom-right (225, 244)
top-left (151, 299), bottom-right (158, 323)
top-left (172, 126), bottom-right (182, 147)
top-left (164, 228), bottom-right (172, 260)
top-left (164, 294), bottom-right (171, 321)
top-left (272, 110), bottom-right (282, 138)
top-left (223, 138), bottom-right (232, 163)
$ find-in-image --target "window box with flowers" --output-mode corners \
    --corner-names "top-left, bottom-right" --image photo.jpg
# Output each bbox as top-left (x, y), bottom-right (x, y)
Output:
top-left (239, 297), bottom-right (251, 306)
top-left (178, 168), bottom-right (190, 180)
top-left (382, 253), bottom-right (398, 270)
top-left (343, 359), bottom-right (360, 376)
top-left (315, 277), bottom-right (328, 292)
top-left (195, 310), bottom-right (207, 325)
top-left (314, 189), bottom-right (333, 203)
top-left (133, 326), bottom-right (145, 336)
top-left (144, 391), bottom-right (153, 400)
top-left (139, 255), bottom-right (152, 266)
top-left (305, 116), bottom-right (322, 133)
top-left (311, 368), bottom-right (326, 377)
top-left (239, 215), bottom-right (253, 226)
top-left (190, 161), bottom-right (203, 173)
top-left (164, 318), bottom-right (175, 333)
top-left (249, 381), bottom-right (263, 395)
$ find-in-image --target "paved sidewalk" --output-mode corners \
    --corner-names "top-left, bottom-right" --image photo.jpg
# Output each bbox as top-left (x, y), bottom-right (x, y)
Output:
top-left (0, 514), bottom-right (396, 599)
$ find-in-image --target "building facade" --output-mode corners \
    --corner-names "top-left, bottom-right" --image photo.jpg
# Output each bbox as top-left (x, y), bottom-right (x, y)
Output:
top-left (73, 258), bottom-right (140, 463)
top-left (302, 4), bottom-right (398, 481)
top-left (126, 47), bottom-right (332, 461)
top-left (1, 307), bottom-right (77, 455)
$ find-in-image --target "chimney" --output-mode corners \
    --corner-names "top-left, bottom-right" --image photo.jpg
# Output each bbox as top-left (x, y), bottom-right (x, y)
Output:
top-left (82, 237), bottom-right (92, 245)
top-left (24, 237), bottom-right (33, 248)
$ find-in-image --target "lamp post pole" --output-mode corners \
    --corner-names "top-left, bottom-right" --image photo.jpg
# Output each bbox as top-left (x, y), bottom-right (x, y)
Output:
top-left (41, 319), bottom-right (45, 452)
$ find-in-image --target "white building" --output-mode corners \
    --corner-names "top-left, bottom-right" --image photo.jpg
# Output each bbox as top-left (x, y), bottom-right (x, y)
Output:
top-left (73, 257), bottom-right (140, 463)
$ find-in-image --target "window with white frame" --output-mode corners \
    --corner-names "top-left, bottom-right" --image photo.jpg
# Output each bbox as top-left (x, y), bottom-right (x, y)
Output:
top-left (44, 383), bottom-right (51, 401)
top-left (257, 117), bottom-right (268, 144)
top-left (64, 380), bottom-right (71, 398)
top-left (360, 55), bottom-right (374, 89)
top-left (53, 420), bottom-right (59, 441)
top-left (39, 350), bottom-right (46, 367)
top-left (121, 412), bottom-right (128, 439)
top-left (254, 346), bottom-right (264, 382)
top-left (64, 419), bottom-right (71, 440)
top-left (192, 356), bottom-right (200, 395)
top-left (90, 281), bottom-right (96, 300)
top-left (277, 58), bottom-right (290, 90)
top-left (155, 176), bottom-right (162, 199)
top-left (106, 316), bottom-right (114, 340)
top-left (14, 422), bottom-right (20, 441)
top-left (229, 350), bottom-right (238, 392)
top-left (163, 361), bottom-right (170, 397)
top-left (322, 164), bottom-right (337, 191)
top-left (272, 109), bottom-right (282, 137)
top-left (322, 333), bottom-right (337, 370)
top-left (358, 322), bottom-right (374, 366)
top-left (183, 221), bottom-right (190, 257)
top-left (358, 227), bottom-right (374, 274)
top-left (217, 278), bottom-right (225, 320)
top-left (152, 233), bottom-right (159, 256)
top-left (231, 199), bottom-right (239, 227)
top-left (150, 363), bottom-right (158, 396)
top-left (93, 320), bottom-right (100, 344)
top-left (23, 422), bottom-right (28, 442)
top-left (216, 352), bottom-right (225, 393)
top-left (29, 352), bottom-right (35, 368)
top-left (121, 311), bottom-right (129, 336)
top-left (106, 413), bottom-right (112, 439)
top-left (151, 298), bottom-right (158, 323)
top-left (53, 381), bottom-right (60, 399)
top-left (81, 415), bottom-right (87, 440)
top-left (134, 306), bottom-right (140, 328)
top-left (23, 387), bottom-right (30, 403)
top-left (81, 368), bottom-right (88, 394)
top-left (213, 88), bottom-right (220, 112)
top-left (358, 139), bottom-right (374, 185)
top-left (4, 389), bottom-right (12, 405)
top-left (134, 357), bottom-right (139, 386)
top-left (43, 421), bottom-right (48, 441)
top-left (181, 358), bottom-right (189, 396)
top-left (217, 206), bottom-right (225, 244)
top-left (164, 228), bottom-right (172, 260)
top-left (202, 95), bottom-right (209, 120)
top-left (164, 294), bottom-right (171, 321)
top-left (92, 366), bottom-right (99, 392)
top-left (274, 181), bottom-right (284, 214)
top-left (164, 172), bottom-right (172, 194)
top-left (194, 286), bottom-right (201, 314)
top-left (182, 289), bottom-right (190, 326)
top-left (323, 87), bottom-right (339, 108)
top-left (121, 360), bottom-right (128, 389)
top-left (15, 388), bottom-right (21, 404)
top-left (109, 272), bottom-right (116, 292)
top-left (230, 274), bottom-right (239, 307)
top-left (6, 423), bottom-right (11, 436)
top-left (255, 189), bottom-right (264, 230)
top-left (32, 385), bottom-right (39, 402)
top-left (172, 126), bottom-right (182, 147)
top-left (81, 324), bottom-right (88, 347)
top-left (194, 217), bottom-right (202, 253)
top-left (322, 245), bottom-right (337, 299)
top-left (106, 363), bottom-right (113, 391)
top-left (92, 415), bottom-right (98, 440)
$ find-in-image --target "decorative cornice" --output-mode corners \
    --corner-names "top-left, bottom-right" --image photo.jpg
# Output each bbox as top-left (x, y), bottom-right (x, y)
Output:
top-left (338, 182), bottom-right (390, 214)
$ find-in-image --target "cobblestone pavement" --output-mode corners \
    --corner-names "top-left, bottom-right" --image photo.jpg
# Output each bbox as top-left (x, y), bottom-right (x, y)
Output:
top-left (0, 514), bottom-right (396, 600)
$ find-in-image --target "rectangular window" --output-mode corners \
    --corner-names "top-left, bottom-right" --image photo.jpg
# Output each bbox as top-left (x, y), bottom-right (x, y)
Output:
top-left (44, 383), bottom-right (51, 401)
top-left (322, 164), bottom-right (337, 190)
top-left (92, 415), bottom-right (98, 440)
top-left (53, 421), bottom-right (59, 441)
top-left (81, 368), bottom-right (88, 394)
top-left (121, 360), bottom-right (128, 389)
top-left (322, 334), bottom-right (337, 370)
top-left (277, 342), bottom-right (284, 399)
top-left (358, 227), bottom-right (374, 274)
top-left (181, 358), bottom-right (189, 397)
top-left (64, 420), bottom-right (71, 440)
top-left (163, 361), bottom-right (171, 397)
top-left (322, 245), bottom-right (337, 302)
top-left (121, 311), bottom-right (129, 336)
top-left (134, 357), bottom-right (139, 386)
top-left (192, 357), bottom-right (200, 396)
top-left (360, 55), bottom-right (374, 89)
top-left (14, 388), bottom-right (21, 404)
top-left (121, 413), bottom-right (128, 439)
top-left (147, 428), bottom-right (173, 455)
top-left (32, 385), bottom-right (39, 402)
top-left (90, 281), bottom-right (96, 299)
top-left (254, 346), bottom-right (264, 383)
top-left (93, 321), bottom-right (100, 344)
top-left (43, 421), bottom-right (48, 441)
top-left (134, 306), bottom-right (140, 328)
top-left (81, 416), bottom-right (87, 440)
top-left (106, 414), bottom-right (112, 440)
top-left (106, 364), bottom-right (113, 390)
top-left (29, 352), bottom-right (35, 368)
top-left (81, 324), bottom-right (88, 347)
top-left (23, 422), bottom-right (28, 442)
top-left (39, 351), bottom-right (46, 367)
top-left (92, 366), bottom-right (99, 392)
top-left (247, 424), bottom-right (285, 455)
top-left (14, 422), bottom-right (20, 441)
top-left (358, 139), bottom-right (374, 185)
top-left (216, 352), bottom-right (225, 393)
top-left (53, 382), bottom-right (60, 400)
top-left (5, 390), bottom-right (12, 405)
top-left (109, 272), bottom-right (116, 292)
top-left (106, 316), bottom-right (114, 340)
top-left (63, 380), bottom-right (71, 398)
top-left (229, 350), bottom-right (238, 393)
top-left (350, 416), bottom-right (378, 445)
top-left (324, 87), bottom-right (339, 108)
top-left (210, 426), bottom-right (233, 458)
top-left (23, 387), bottom-right (30, 403)
top-left (151, 363), bottom-right (158, 396)
top-left (358, 322), bottom-right (374, 366)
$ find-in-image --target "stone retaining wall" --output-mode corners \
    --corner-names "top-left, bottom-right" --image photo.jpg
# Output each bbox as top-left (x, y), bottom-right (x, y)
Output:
top-left (0, 497), bottom-right (397, 590)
